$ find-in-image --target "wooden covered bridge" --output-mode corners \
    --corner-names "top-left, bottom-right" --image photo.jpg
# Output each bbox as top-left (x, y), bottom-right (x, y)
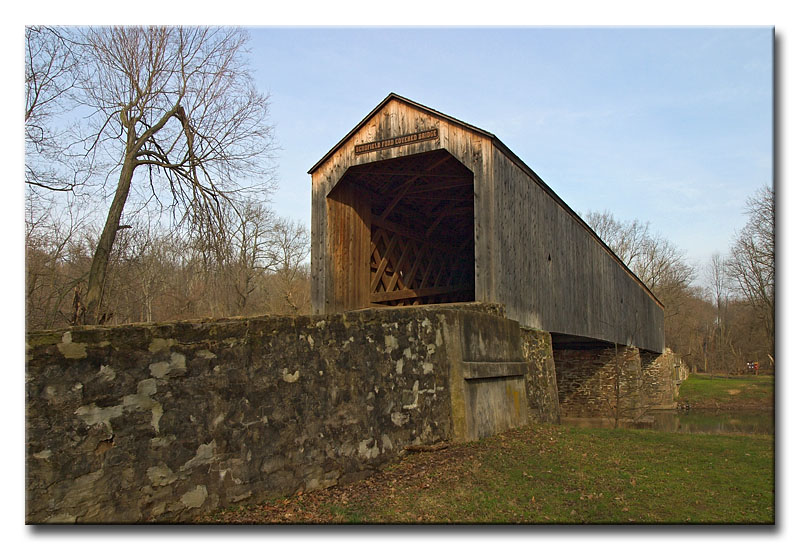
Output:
top-left (309, 93), bottom-right (664, 354)
top-left (23, 95), bottom-right (677, 524)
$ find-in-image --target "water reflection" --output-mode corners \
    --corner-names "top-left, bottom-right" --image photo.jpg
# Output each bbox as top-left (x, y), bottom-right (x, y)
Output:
top-left (649, 409), bottom-right (773, 435)
top-left (562, 410), bottom-right (774, 435)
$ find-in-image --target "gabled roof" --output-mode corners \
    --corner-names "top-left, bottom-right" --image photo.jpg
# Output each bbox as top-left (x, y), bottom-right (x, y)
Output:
top-left (308, 92), bottom-right (497, 174)
top-left (309, 93), bottom-right (663, 309)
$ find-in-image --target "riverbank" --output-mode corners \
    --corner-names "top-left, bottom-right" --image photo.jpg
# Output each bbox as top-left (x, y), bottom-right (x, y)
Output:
top-left (677, 374), bottom-right (774, 411)
top-left (197, 422), bottom-right (774, 524)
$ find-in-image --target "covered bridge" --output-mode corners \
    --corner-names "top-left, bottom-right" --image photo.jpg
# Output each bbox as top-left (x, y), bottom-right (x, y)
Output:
top-left (309, 93), bottom-right (664, 353)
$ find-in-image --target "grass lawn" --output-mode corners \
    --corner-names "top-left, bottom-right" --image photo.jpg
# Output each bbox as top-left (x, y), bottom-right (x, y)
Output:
top-left (679, 374), bottom-right (774, 409)
top-left (199, 422), bottom-right (774, 524)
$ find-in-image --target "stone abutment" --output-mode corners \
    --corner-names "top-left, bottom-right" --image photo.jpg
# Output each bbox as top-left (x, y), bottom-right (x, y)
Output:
top-left (25, 302), bottom-right (680, 523)
top-left (26, 303), bottom-right (556, 523)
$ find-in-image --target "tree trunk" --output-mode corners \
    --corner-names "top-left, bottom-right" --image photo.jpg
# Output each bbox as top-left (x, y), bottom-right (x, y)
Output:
top-left (84, 156), bottom-right (136, 324)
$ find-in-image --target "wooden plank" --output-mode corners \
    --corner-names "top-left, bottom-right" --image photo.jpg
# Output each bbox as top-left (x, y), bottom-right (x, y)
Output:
top-left (370, 217), bottom-right (456, 253)
top-left (377, 153), bottom-right (454, 222)
top-left (370, 232), bottom-right (399, 293)
top-left (326, 180), bottom-right (371, 312)
top-left (370, 283), bottom-right (472, 303)
top-left (404, 242), bottom-right (429, 288)
top-left (310, 172), bottom-right (325, 314)
top-left (489, 148), bottom-right (664, 351)
top-left (384, 239), bottom-right (414, 293)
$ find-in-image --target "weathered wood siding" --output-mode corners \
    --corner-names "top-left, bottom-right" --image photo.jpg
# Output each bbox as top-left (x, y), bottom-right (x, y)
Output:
top-left (326, 182), bottom-right (371, 311)
top-left (491, 147), bottom-right (664, 352)
top-left (311, 98), bottom-right (494, 313)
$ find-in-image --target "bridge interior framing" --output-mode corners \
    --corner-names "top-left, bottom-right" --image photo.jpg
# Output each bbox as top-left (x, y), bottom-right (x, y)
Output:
top-left (329, 149), bottom-right (476, 308)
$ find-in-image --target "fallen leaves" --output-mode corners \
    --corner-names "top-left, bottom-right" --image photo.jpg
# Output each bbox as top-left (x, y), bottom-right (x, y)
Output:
top-left (193, 422), bottom-right (773, 525)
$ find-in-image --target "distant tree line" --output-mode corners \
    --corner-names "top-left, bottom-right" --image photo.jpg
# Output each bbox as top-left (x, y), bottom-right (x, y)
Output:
top-left (25, 194), bottom-right (311, 328)
top-left (25, 25), bottom-right (312, 328)
top-left (585, 184), bottom-right (775, 374)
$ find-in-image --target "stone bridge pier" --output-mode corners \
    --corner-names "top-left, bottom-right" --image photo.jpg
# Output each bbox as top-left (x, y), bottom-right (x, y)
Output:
top-left (551, 336), bottom-right (685, 423)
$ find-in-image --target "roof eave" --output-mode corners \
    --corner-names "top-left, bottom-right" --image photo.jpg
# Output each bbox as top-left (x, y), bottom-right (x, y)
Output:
top-left (308, 92), bottom-right (496, 174)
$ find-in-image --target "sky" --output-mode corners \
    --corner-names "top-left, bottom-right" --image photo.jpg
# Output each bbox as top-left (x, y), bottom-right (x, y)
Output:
top-left (247, 27), bottom-right (772, 281)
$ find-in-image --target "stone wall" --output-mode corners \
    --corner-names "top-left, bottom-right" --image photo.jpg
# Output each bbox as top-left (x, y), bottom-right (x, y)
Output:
top-left (26, 303), bottom-right (559, 523)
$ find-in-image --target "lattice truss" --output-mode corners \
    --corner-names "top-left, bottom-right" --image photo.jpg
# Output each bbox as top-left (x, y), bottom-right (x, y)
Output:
top-left (345, 149), bottom-right (475, 306)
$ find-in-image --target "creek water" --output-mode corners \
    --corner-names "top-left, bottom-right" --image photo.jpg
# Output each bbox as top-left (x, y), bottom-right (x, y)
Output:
top-left (645, 409), bottom-right (774, 435)
top-left (562, 409), bottom-right (774, 435)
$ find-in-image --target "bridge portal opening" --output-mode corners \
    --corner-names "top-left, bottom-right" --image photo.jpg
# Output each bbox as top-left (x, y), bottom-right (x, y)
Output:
top-left (326, 149), bottom-right (475, 310)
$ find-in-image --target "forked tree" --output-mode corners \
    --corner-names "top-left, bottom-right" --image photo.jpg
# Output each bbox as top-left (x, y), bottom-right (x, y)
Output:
top-left (71, 26), bottom-right (275, 324)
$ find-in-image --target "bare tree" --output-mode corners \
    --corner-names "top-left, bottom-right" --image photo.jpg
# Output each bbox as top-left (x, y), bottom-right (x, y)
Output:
top-left (25, 194), bottom-right (92, 329)
top-left (265, 218), bottom-right (311, 314)
top-left (25, 26), bottom-right (89, 194)
top-left (584, 210), bottom-right (695, 296)
top-left (103, 220), bottom-right (174, 324)
top-left (66, 26), bottom-right (276, 324)
top-left (707, 253), bottom-right (729, 319)
top-left (704, 253), bottom-right (732, 375)
top-left (224, 201), bottom-right (278, 314)
top-left (584, 210), bottom-right (648, 267)
top-left (727, 186), bottom-right (775, 365)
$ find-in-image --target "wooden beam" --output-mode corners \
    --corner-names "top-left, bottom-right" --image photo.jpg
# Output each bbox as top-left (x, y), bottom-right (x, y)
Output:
top-left (369, 232), bottom-right (398, 292)
top-left (384, 239), bottom-right (414, 293)
top-left (377, 154), bottom-right (454, 222)
top-left (377, 178), bottom-right (414, 222)
top-left (425, 202), bottom-right (457, 239)
top-left (350, 171), bottom-right (468, 179)
top-left (370, 217), bottom-right (454, 252)
top-left (370, 283), bottom-right (473, 303)
top-left (432, 261), bottom-right (447, 288)
top-left (403, 180), bottom-right (473, 195)
top-left (424, 205), bottom-right (473, 239)
top-left (404, 242), bottom-right (429, 287)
